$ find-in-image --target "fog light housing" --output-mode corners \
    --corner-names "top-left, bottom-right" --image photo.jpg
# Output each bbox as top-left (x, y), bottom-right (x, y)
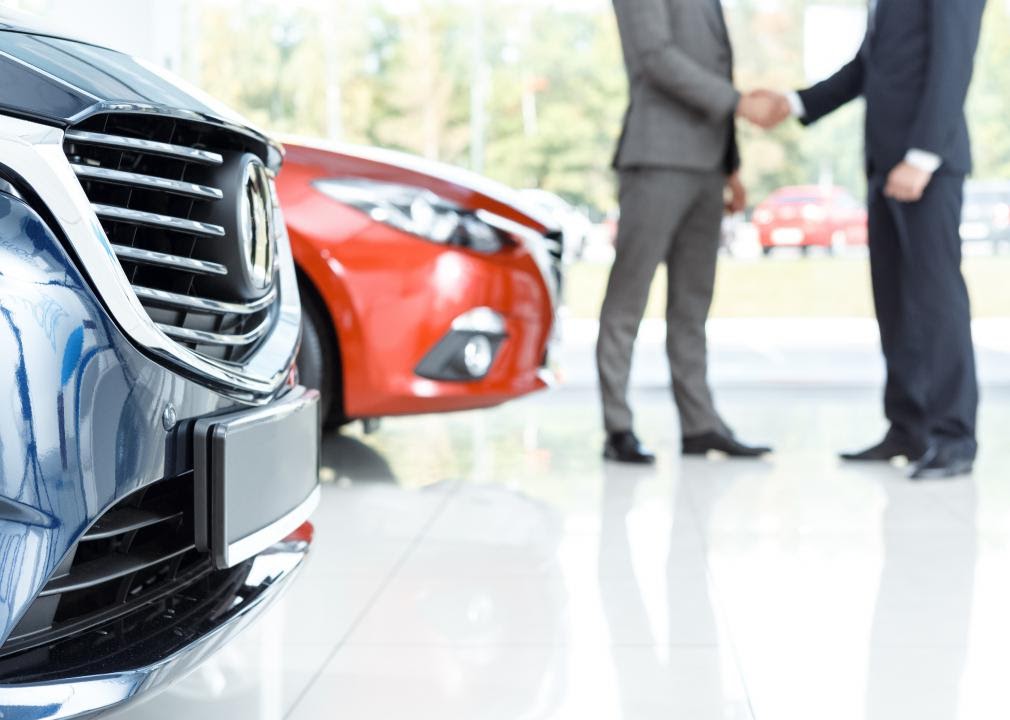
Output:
top-left (415, 309), bottom-right (507, 382)
top-left (462, 334), bottom-right (494, 378)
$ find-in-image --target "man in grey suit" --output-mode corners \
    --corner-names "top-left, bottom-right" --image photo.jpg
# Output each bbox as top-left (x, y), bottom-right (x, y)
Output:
top-left (599, 0), bottom-right (779, 464)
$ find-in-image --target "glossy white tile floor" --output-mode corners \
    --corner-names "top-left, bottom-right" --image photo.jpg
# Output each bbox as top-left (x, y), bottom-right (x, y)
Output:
top-left (113, 378), bottom-right (1010, 720)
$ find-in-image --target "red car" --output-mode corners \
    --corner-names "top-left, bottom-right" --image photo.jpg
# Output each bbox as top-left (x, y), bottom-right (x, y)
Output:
top-left (277, 141), bottom-right (561, 427)
top-left (753, 185), bottom-right (868, 255)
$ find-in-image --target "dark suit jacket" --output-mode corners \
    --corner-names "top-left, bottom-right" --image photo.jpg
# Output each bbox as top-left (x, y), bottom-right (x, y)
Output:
top-left (798, 0), bottom-right (987, 177)
top-left (612, 0), bottom-right (740, 175)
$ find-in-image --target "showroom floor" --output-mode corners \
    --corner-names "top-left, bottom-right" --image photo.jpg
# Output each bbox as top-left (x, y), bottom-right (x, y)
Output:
top-left (113, 322), bottom-right (1010, 720)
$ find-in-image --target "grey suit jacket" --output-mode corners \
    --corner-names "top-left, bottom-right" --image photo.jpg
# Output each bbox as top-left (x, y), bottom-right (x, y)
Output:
top-left (612, 0), bottom-right (740, 174)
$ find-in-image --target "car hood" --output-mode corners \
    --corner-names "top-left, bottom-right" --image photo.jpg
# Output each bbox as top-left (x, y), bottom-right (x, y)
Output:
top-left (0, 16), bottom-right (279, 163)
top-left (282, 138), bottom-right (561, 236)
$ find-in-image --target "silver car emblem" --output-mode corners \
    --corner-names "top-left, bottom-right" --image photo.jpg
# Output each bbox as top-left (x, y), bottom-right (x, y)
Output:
top-left (239, 157), bottom-right (275, 291)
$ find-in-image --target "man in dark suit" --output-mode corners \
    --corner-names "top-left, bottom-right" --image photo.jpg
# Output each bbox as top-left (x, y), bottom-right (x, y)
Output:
top-left (780, 0), bottom-right (988, 478)
top-left (600, 0), bottom-right (781, 464)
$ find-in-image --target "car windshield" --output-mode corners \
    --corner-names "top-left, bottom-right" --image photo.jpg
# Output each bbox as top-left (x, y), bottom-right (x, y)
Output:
top-left (776, 196), bottom-right (821, 204)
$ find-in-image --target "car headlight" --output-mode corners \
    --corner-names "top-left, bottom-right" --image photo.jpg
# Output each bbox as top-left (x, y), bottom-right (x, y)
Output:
top-left (313, 178), bottom-right (511, 253)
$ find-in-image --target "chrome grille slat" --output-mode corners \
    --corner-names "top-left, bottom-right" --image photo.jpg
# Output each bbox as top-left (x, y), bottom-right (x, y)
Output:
top-left (93, 203), bottom-right (226, 238)
top-left (72, 164), bottom-right (224, 200)
top-left (134, 285), bottom-right (277, 315)
top-left (157, 316), bottom-right (273, 347)
top-left (63, 113), bottom-right (281, 366)
top-left (65, 129), bottom-right (224, 165)
top-left (112, 245), bottom-right (228, 276)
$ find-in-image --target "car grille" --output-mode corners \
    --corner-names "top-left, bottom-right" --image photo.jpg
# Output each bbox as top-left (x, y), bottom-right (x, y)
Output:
top-left (63, 112), bottom-right (278, 365)
top-left (0, 475), bottom-right (214, 677)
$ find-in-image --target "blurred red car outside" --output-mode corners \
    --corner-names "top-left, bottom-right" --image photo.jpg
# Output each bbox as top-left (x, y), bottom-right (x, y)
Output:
top-left (752, 185), bottom-right (868, 256)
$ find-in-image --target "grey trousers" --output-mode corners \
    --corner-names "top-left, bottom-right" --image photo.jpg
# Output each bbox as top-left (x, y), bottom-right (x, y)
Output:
top-left (597, 168), bottom-right (728, 437)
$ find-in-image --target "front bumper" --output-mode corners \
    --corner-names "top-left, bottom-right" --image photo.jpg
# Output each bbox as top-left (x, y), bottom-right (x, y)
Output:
top-left (0, 156), bottom-right (313, 709)
top-left (301, 223), bottom-right (558, 418)
top-left (0, 539), bottom-right (308, 720)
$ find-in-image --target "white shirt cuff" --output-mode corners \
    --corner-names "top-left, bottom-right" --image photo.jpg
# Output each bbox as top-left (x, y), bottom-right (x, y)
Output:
top-left (905, 149), bottom-right (942, 174)
top-left (786, 91), bottom-right (806, 118)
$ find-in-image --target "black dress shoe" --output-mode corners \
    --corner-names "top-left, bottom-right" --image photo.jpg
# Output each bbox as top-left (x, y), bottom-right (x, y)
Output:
top-left (840, 435), bottom-right (922, 463)
top-left (604, 431), bottom-right (656, 465)
top-left (682, 431), bottom-right (771, 458)
top-left (909, 446), bottom-right (974, 481)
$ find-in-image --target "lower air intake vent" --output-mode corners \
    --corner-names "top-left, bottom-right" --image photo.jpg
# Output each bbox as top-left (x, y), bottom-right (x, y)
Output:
top-left (0, 475), bottom-right (216, 679)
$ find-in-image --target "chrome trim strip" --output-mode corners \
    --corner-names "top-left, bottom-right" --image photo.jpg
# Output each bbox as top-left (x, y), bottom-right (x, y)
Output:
top-left (0, 544), bottom-right (309, 720)
top-left (0, 115), bottom-right (301, 400)
top-left (157, 316), bottom-right (273, 347)
top-left (64, 129), bottom-right (225, 165)
top-left (112, 245), bottom-right (228, 276)
top-left (65, 102), bottom-right (285, 173)
top-left (93, 203), bottom-right (226, 238)
top-left (72, 164), bottom-right (224, 200)
top-left (135, 285), bottom-right (276, 315)
top-left (224, 486), bottom-right (320, 568)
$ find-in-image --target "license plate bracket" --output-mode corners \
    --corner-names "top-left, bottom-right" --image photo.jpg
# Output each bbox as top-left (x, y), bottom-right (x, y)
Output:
top-left (194, 388), bottom-right (320, 569)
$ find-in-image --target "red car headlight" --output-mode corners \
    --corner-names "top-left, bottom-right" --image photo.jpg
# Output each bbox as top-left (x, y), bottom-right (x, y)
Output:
top-left (313, 178), bottom-right (510, 253)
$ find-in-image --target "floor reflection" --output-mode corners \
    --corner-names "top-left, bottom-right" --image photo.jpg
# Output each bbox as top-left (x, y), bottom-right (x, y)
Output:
top-left (320, 431), bottom-right (398, 484)
top-left (103, 613), bottom-right (288, 719)
top-left (598, 461), bottom-right (751, 719)
top-left (392, 486), bottom-right (568, 720)
top-left (866, 480), bottom-right (976, 718)
top-left (103, 385), bottom-right (1010, 720)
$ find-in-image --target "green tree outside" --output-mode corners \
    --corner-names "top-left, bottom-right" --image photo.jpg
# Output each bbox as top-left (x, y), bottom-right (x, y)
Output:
top-left (190, 0), bottom-right (1010, 215)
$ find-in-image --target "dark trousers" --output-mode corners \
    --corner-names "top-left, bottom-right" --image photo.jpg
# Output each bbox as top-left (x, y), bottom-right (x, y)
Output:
top-left (867, 173), bottom-right (978, 458)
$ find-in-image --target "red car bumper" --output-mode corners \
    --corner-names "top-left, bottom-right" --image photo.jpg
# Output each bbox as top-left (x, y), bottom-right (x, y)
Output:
top-left (757, 222), bottom-right (867, 249)
top-left (758, 224), bottom-right (833, 248)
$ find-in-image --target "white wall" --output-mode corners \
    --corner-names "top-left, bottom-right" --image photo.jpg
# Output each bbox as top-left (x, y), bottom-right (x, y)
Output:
top-left (803, 5), bottom-right (867, 84)
top-left (38, 0), bottom-right (186, 72)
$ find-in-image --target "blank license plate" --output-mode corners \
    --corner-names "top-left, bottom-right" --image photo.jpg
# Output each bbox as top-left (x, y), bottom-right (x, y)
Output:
top-left (194, 388), bottom-right (320, 569)
top-left (771, 228), bottom-right (805, 245)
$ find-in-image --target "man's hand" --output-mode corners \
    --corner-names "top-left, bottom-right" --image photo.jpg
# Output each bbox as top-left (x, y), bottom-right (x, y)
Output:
top-left (736, 90), bottom-right (791, 129)
top-left (726, 172), bottom-right (747, 214)
top-left (884, 161), bottom-right (933, 203)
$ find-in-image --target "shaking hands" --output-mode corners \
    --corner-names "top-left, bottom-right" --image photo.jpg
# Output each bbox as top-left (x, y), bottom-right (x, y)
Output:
top-left (736, 90), bottom-right (792, 130)
top-left (722, 90), bottom-right (790, 217)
